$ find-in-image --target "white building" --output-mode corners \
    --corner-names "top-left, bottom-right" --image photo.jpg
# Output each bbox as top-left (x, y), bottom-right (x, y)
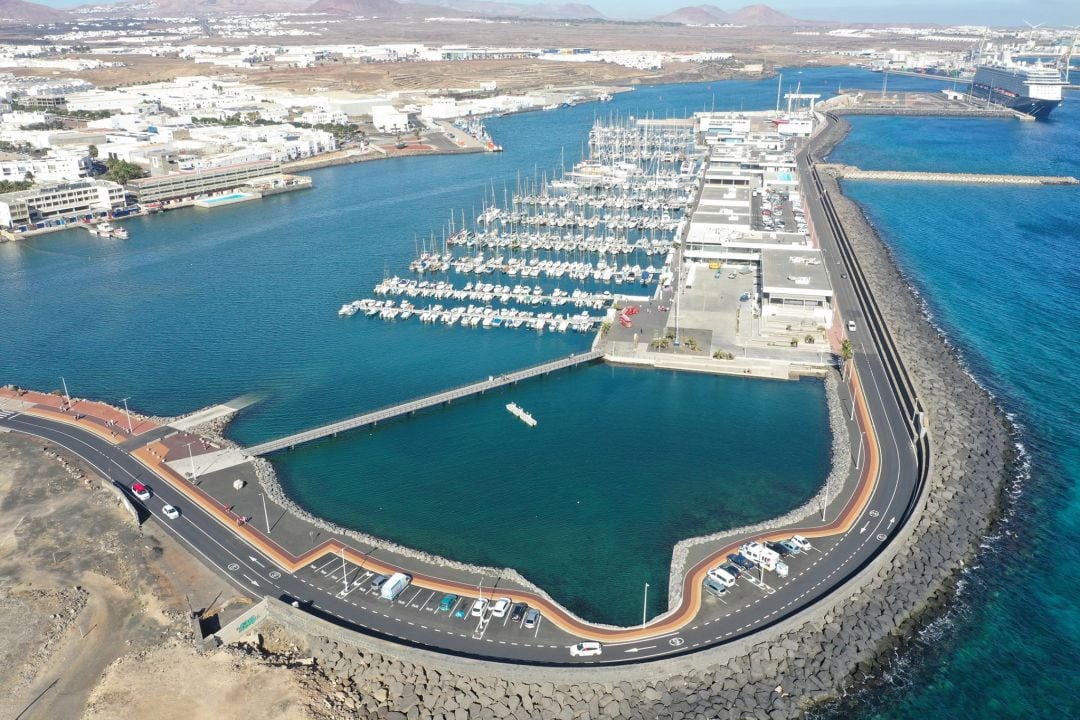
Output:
top-left (371, 105), bottom-right (410, 133)
top-left (0, 179), bottom-right (125, 230)
top-left (421, 97), bottom-right (459, 120)
top-left (0, 152), bottom-right (86, 184)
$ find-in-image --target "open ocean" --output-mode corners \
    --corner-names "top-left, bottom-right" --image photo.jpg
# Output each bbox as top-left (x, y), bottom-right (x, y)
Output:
top-left (1, 67), bottom-right (1076, 714)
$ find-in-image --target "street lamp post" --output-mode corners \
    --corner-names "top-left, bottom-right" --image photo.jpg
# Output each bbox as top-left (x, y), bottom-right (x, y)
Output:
top-left (184, 441), bottom-right (198, 483)
top-left (60, 376), bottom-right (71, 408)
top-left (259, 492), bottom-right (270, 534)
top-left (121, 397), bottom-right (133, 434)
top-left (642, 582), bottom-right (650, 628)
top-left (854, 430), bottom-right (866, 470)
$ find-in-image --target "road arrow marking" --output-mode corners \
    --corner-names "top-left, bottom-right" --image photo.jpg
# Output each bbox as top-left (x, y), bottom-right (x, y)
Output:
top-left (625, 646), bottom-right (656, 653)
top-left (248, 556), bottom-right (265, 567)
top-left (859, 521), bottom-right (869, 534)
top-left (888, 517), bottom-right (896, 529)
top-left (243, 574), bottom-right (260, 587)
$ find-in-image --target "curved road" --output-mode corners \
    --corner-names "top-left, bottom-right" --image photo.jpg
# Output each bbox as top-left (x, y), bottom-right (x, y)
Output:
top-left (0, 133), bottom-right (926, 666)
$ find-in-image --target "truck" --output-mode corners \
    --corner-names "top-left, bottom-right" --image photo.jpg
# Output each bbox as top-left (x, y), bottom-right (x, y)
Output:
top-left (380, 572), bottom-right (412, 601)
top-left (740, 541), bottom-right (781, 572)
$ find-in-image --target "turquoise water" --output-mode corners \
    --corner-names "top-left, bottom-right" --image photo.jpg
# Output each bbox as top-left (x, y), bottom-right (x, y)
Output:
top-left (814, 97), bottom-right (1080, 716)
top-left (1, 70), bottom-right (905, 625)
top-left (6, 67), bottom-right (1074, 710)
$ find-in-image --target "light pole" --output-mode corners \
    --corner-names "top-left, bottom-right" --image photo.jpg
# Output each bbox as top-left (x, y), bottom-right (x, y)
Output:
top-left (854, 430), bottom-right (866, 470)
top-left (60, 376), bottom-right (71, 408)
top-left (340, 548), bottom-right (348, 594)
top-left (184, 441), bottom-right (198, 483)
top-left (259, 492), bottom-right (270, 534)
top-left (120, 397), bottom-right (133, 434)
top-left (642, 582), bottom-right (649, 628)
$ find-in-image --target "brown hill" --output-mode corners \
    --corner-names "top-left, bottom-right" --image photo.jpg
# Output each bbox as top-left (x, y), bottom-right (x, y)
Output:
top-left (654, 5), bottom-right (729, 24)
top-left (403, 1), bottom-right (604, 20)
top-left (655, 4), bottom-right (798, 26)
top-left (0, 0), bottom-right (68, 23)
top-left (728, 3), bottom-right (795, 25)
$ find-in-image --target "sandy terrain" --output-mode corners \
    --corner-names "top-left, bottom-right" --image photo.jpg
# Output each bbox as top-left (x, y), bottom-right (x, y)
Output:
top-left (0, 433), bottom-right (321, 720)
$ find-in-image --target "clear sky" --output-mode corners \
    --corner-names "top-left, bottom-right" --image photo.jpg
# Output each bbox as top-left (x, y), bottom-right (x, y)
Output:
top-left (31, 0), bottom-right (1078, 26)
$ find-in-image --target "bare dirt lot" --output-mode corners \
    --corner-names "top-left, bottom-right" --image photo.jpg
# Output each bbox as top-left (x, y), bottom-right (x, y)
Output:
top-left (0, 432), bottom-right (323, 720)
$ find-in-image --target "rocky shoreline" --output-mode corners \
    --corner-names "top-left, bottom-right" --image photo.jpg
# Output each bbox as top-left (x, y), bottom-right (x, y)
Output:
top-left (214, 113), bottom-right (1013, 719)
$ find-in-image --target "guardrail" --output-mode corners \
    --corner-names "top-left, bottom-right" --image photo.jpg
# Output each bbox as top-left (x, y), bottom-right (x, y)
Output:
top-left (245, 350), bottom-right (605, 456)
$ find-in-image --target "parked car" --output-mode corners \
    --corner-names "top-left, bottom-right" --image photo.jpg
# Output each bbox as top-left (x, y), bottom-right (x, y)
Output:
top-left (470, 598), bottom-right (488, 617)
top-left (369, 574), bottom-right (389, 591)
top-left (523, 608), bottom-right (541, 629)
top-left (707, 566), bottom-right (737, 588)
top-left (703, 576), bottom-right (727, 599)
top-left (728, 553), bottom-right (756, 571)
top-left (437, 594), bottom-right (459, 613)
top-left (790, 535), bottom-right (812, 552)
top-left (131, 482), bottom-right (151, 501)
top-left (569, 642), bottom-right (602, 658)
top-left (766, 541), bottom-right (791, 557)
top-left (510, 603), bottom-right (528, 623)
top-left (162, 504), bottom-right (180, 520)
top-left (720, 563), bottom-right (742, 578)
top-left (490, 598), bottom-right (511, 618)
top-left (779, 539), bottom-right (802, 555)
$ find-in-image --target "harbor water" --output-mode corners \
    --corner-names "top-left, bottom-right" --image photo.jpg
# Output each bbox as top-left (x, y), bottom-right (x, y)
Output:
top-left (815, 95), bottom-right (1080, 717)
top-left (1, 66), bottom-right (1075, 714)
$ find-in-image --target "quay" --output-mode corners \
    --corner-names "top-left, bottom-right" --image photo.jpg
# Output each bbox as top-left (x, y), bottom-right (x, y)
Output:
top-left (244, 350), bottom-right (603, 455)
top-left (820, 164), bottom-right (1080, 186)
top-left (822, 90), bottom-right (1031, 120)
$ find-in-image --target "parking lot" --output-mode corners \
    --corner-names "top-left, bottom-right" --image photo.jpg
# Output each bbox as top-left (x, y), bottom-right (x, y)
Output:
top-left (293, 556), bottom-right (578, 650)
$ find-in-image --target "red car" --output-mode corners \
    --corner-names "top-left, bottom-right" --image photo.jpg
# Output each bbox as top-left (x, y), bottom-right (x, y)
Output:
top-left (131, 482), bottom-right (151, 501)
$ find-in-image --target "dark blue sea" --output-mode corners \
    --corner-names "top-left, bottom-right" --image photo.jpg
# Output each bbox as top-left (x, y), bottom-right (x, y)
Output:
top-left (1, 67), bottom-right (1076, 715)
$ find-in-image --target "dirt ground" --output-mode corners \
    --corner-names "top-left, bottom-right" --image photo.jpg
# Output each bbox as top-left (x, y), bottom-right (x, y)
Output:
top-left (0, 432), bottom-right (322, 720)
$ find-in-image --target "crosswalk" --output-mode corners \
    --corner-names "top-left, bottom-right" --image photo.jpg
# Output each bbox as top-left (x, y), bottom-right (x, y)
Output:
top-left (0, 409), bottom-right (20, 421)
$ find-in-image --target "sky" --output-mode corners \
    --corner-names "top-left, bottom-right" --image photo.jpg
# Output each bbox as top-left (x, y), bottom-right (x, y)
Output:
top-left (31, 0), bottom-right (1079, 26)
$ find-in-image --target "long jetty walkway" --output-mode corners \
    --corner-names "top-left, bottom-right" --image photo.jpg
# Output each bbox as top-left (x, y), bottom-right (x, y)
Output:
top-left (244, 350), bottom-right (605, 456)
top-left (820, 163), bottom-right (1079, 186)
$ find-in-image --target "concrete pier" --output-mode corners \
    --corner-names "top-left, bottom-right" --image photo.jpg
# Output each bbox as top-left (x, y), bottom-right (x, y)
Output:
top-left (819, 164), bottom-right (1079, 186)
top-left (244, 350), bottom-right (603, 455)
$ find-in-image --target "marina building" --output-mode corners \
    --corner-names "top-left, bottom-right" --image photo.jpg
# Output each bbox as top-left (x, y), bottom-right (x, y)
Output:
top-left (760, 248), bottom-right (834, 329)
top-left (0, 179), bottom-right (125, 230)
top-left (125, 160), bottom-right (284, 204)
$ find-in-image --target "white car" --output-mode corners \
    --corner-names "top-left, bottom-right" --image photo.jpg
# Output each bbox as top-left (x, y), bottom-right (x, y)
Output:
top-left (490, 598), bottom-right (511, 618)
top-left (131, 482), bottom-right (151, 501)
top-left (569, 642), bottom-right (602, 658)
top-left (162, 504), bottom-right (180, 520)
top-left (846, 320), bottom-right (857, 332)
top-left (790, 535), bottom-right (812, 552)
top-left (469, 598), bottom-right (488, 617)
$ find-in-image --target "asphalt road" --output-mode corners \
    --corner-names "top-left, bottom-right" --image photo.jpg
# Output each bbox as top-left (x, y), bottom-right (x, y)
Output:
top-left (0, 138), bottom-right (923, 666)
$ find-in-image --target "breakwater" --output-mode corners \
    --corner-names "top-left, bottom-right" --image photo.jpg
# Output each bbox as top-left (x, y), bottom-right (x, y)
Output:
top-left (213, 111), bottom-right (1011, 719)
top-left (820, 163), bottom-right (1079, 186)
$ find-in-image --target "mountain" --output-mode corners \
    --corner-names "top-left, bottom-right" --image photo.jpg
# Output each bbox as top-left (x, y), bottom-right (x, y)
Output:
top-left (403, 1), bottom-right (604, 20)
top-left (78, 0), bottom-right (314, 16)
top-left (307, 0), bottom-right (410, 14)
top-left (728, 3), bottom-right (795, 25)
top-left (654, 4), bottom-right (797, 26)
top-left (654, 5), bottom-right (729, 25)
top-left (0, 0), bottom-right (68, 23)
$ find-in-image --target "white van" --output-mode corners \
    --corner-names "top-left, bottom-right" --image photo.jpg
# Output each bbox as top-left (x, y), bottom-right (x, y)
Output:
top-left (707, 566), bottom-right (737, 587)
top-left (380, 572), bottom-right (411, 601)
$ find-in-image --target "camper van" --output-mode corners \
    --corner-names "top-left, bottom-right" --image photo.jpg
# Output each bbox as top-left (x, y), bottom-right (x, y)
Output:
top-left (380, 572), bottom-right (411, 601)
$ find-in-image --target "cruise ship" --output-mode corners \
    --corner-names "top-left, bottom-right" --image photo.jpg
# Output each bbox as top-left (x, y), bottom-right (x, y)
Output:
top-left (970, 57), bottom-right (1066, 119)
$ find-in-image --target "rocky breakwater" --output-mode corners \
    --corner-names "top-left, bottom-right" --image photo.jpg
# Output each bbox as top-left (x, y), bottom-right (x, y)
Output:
top-left (211, 113), bottom-right (1011, 719)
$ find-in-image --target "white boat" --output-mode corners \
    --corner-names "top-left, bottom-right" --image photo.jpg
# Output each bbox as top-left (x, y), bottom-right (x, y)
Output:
top-left (111, 226), bottom-right (129, 240)
top-left (88, 222), bottom-right (115, 237)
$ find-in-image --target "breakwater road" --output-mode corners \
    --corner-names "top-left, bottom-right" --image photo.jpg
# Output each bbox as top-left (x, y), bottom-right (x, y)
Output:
top-left (820, 163), bottom-right (1079, 186)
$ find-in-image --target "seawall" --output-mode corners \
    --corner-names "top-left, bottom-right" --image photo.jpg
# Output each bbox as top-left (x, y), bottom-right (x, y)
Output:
top-left (219, 113), bottom-right (1012, 718)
